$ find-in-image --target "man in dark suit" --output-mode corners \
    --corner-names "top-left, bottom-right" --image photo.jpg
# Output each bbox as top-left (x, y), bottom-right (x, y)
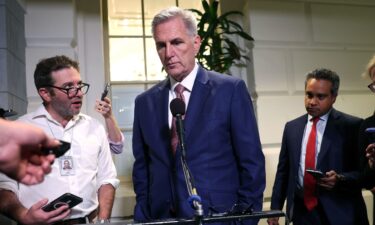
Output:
top-left (132, 6), bottom-right (265, 225)
top-left (267, 68), bottom-right (368, 225)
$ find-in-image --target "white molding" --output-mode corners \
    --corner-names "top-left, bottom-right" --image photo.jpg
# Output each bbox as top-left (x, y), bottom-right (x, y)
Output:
top-left (26, 37), bottom-right (77, 48)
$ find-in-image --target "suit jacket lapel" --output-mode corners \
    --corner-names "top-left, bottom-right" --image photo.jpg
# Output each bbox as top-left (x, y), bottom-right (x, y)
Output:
top-left (156, 79), bottom-right (174, 164)
top-left (156, 79), bottom-right (170, 124)
top-left (184, 67), bottom-right (210, 140)
top-left (317, 109), bottom-right (337, 167)
top-left (293, 115), bottom-right (308, 171)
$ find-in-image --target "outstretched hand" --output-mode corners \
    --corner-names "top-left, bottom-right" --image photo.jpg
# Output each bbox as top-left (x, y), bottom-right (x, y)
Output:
top-left (0, 120), bottom-right (58, 185)
top-left (21, 198), bottom-right (70, 225)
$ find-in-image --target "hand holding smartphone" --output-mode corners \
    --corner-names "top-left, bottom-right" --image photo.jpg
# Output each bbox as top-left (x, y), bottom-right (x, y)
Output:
top-left (306, 169), bottom-right (325, 179)
top-left (42, 193), bottom-right (82, 212)
top-left (41, 140), bottom-right (71, 158)
top-left (101, 83), bottom-right (110, 101)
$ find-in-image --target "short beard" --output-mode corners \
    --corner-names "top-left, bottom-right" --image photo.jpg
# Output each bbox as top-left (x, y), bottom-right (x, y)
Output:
top-left (50, 100), bottom-right (77, 119)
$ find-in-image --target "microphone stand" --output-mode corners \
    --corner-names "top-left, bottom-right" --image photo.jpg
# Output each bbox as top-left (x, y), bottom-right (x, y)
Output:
top-left (175, 114), bottom-right (204, 225)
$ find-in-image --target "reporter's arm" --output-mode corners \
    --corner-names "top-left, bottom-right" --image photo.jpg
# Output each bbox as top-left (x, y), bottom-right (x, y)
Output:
top-left (96, 126), bottom-right (119, 221)
top-left (0, 189), bottom-right (27, 222)
top-left (0, 119), bottom-right (57, 185)
top-left (0, 189), bottom-right (70, 225)
top-left (95, 97), bottom-right (124, 154)
top-left (97, 184), bottom-right (115, 220)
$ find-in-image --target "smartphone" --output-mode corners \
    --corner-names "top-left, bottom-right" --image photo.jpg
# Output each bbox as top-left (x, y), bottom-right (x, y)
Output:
top-left (365, 127), bottom-right (375, 143)
top-left (101, 83), bottom-right (110, 101)
top-left (41, 140), bottom-right (71, 158)
top-left (42, 193), bottom-right (83, 212)
top-left (306, 169), bottom-right (325, 179)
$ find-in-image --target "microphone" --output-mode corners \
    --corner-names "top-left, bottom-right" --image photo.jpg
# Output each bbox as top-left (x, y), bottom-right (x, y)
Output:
top-left (170, 98), bottom-right (186, 156)
top-left (170, 98), bottom-right (204, 221)
top-left (170, 98), bottom-right (186, 117)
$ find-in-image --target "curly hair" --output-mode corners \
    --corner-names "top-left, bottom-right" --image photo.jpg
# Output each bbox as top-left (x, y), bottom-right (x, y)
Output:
top-left (34, 55), bottom-right (80, 90)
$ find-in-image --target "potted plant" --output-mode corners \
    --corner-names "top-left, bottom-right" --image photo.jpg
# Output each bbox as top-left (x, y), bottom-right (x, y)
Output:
top-left (189, 0), bottom-right (254, 73)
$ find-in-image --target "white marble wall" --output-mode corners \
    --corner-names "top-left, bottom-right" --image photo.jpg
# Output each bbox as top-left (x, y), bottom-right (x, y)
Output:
top-left (0, 0), bottom-right (26, 117)
top-left (24, 0), bottom-right (105, 123)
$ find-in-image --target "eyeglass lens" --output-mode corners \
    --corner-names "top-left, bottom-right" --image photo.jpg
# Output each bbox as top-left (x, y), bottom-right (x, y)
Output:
top-left (68, 84), bottom-right (89, 97)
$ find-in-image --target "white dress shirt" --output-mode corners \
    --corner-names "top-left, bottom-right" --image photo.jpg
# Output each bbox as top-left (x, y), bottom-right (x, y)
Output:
top-left (168, 63), bottom-right (199, 128)
top-left (0, 105), bottom-right (119, 219)
top-left (109, 133), bottom-right (125, 154)
top-left (298, 112), bottom-right (330, 187)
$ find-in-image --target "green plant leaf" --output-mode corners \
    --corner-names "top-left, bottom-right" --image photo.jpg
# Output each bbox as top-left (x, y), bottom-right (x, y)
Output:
top-left (226, 31), bottom-right (254, 41)
top-left (189, 0), bottom-right (254, 73)
top-left (202, 0), bottom-right (210, 13)
top-left (189, 8), bottom-right (203, 17)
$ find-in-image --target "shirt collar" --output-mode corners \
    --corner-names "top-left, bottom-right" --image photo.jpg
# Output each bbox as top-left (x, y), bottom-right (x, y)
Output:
top-left (31, 105), bottom-right (85, 125)
top-left (169, 63), bottom-right (199, 92)
top-left (308, 109), bottom-right (331, 122)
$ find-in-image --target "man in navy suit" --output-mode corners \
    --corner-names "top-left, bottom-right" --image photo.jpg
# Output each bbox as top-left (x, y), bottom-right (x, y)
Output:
top-left (132, 6), bottom-right (265, 225)
top-left (267, 68), bottom-right (368, 225)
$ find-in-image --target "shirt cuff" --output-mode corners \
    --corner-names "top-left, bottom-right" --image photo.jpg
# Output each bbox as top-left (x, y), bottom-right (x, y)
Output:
top-left (108, 133), bottom-right (124, 154)
top-left (98, 178), bottom-right (120, 190)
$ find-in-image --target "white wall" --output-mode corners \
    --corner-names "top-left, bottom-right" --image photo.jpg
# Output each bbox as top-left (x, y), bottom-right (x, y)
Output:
top-left (24, 0), bottom-right (104, 123)
top-left (21, 0), bottom-right (375, 223)
top-left (248, 0), bottom-right (375, 224)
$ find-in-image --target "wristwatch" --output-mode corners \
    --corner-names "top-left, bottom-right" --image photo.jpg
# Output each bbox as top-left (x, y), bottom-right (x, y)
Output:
top-left (97, 218), bottom-right (110, 224)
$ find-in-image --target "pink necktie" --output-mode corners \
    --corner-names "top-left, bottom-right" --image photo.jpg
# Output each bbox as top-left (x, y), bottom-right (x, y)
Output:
top-left (303, 117), bottom-right (320, 211)
top-left (170, 84), bottom-right (186, 154)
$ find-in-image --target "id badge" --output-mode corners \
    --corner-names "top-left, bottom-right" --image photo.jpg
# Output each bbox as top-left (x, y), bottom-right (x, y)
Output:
top-left (59, 156), bottom-right (76, 176)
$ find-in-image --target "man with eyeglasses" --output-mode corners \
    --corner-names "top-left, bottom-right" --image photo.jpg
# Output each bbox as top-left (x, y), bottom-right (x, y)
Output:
top-left (0, 55), bottom-right (119, 224)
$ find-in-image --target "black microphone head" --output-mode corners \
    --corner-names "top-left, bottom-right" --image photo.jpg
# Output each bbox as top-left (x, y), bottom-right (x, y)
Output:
top-left (170, 98), bottom-right (186, 116)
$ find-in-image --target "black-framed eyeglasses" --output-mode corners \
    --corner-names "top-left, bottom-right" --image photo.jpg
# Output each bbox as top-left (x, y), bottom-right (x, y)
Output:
top-left (45, 83), bottom-right (90, 97)
top-left (368, 82), bottom-right (375, 93)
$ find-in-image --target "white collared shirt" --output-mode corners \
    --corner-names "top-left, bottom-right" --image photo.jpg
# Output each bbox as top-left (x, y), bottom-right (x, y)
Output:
top-left (168, 63), bottom-right (199, 128)
top-left (298, 112), bottom-right (330, 187)
top-left (0, 105), bottom-right (119, 219)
